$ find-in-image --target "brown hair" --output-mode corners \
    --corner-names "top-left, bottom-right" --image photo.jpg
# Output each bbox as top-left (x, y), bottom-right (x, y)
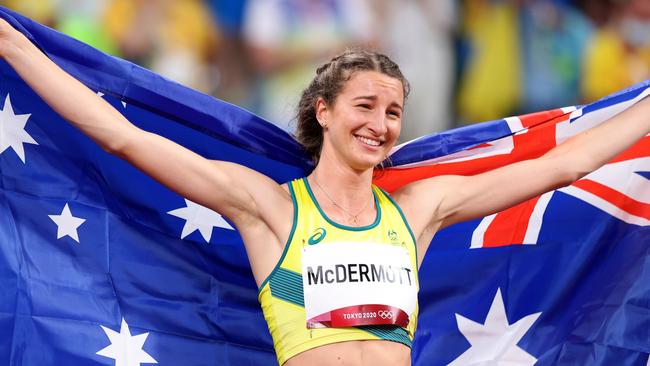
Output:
top-left (295, 49), bottom-right (410, 164)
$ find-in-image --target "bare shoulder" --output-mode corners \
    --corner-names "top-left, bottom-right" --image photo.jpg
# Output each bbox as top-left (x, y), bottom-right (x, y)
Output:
top-left (391, 175), bottom-right (464, 240)
top-left (210, 160), bottom-right (295, 285)
top-left (209, 160), bottom-right (293, 229)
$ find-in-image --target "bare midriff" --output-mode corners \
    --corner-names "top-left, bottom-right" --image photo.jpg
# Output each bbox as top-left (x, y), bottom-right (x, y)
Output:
top-left (285, 340), bottom-right (411, 366)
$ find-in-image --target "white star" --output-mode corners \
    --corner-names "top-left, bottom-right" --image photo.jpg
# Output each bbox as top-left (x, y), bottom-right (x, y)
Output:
top-left (97, 318), bottom-right (158, 366)
top-left (97, 91), bottom-right (126, 108)
top-left (167, 199), bottom-right (234, 243)
top-left (449, 288), bottom-right (541, 366)
top-left (48, 203), bottom-right (86, 243)
top-left (0, 94), bottom-right (37, 163)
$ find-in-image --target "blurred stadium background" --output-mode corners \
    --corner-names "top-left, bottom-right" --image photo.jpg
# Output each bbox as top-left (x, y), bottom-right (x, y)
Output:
top-left (1, 0), bottom-right (649, 142)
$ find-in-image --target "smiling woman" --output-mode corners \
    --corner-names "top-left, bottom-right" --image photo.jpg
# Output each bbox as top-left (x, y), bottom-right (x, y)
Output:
top-left (295, 50), bottom-right (409, 166)
top-left (263, 50), bottom-right (418, 366)
top-left (315, 70), bottom-right (404, 170)
top-left (0, 16), bottom-right (648, 365)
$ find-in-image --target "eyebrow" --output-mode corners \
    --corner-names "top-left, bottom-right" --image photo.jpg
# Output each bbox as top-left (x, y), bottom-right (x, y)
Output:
top-left (352, 95), bottom-right (403, 111)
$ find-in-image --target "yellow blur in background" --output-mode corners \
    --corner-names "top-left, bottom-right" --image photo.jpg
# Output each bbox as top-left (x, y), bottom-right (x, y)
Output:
top-left (2, 0), bottom-right (649, 140)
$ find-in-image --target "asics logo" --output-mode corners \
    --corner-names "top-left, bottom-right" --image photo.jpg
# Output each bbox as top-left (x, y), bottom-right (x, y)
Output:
top-left (308, 227), bottom-right (326, 245)
top-left (377, 310), bottom-right (394, 320)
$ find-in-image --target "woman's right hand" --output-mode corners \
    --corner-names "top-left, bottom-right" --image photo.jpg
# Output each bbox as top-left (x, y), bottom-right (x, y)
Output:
top-left (0, 18), bottom-right (25, 58)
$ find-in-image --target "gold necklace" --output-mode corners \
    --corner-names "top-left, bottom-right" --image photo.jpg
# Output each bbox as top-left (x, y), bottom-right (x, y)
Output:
top-left (311, 176), bottom-right (373, 225)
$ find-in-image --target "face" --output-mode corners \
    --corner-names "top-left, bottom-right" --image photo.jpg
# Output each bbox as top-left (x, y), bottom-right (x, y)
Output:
top-left (316, 71), bottom-right (404, 171)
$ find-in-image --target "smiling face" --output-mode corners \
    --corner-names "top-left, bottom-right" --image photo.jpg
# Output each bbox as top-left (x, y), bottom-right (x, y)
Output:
top-left (316, 71), bottom-right (404, 171)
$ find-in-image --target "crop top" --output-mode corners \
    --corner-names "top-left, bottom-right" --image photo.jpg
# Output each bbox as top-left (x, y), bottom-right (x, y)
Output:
top-left (258, 178), bottom-right (419, 365)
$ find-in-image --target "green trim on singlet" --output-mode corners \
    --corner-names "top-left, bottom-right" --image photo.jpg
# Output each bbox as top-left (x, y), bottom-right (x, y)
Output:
top-left (302, 177), bottom-right (382, 231)
top-left (269, 268), bottom-right (304, 307)
top-left (358, 325), bottom-right (412, 347)
top-left (258, 182), bottom-right (299, 294)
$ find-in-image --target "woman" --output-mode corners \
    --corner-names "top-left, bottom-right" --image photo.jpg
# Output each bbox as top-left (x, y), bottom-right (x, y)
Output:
top-left (0, 19), bottom-right (648, 366)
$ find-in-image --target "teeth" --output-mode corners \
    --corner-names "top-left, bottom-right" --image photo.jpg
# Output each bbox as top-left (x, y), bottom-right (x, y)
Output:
top-left (356, 136), bottom-right (381, 146)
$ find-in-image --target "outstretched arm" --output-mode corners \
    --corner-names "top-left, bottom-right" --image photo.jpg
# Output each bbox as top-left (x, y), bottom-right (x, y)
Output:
top-left (395, 96), bottom-right (650, 260)
top-left (0, 19), bottom-right (291, 234)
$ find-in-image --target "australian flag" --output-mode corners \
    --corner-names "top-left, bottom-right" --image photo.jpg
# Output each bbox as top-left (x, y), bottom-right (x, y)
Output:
top-left (0, 6), bottom-right (648, 366)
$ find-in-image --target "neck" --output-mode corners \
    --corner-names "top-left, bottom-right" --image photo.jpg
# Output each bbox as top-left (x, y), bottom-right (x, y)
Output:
top-left (312, 154), bottom-right (374, 195)
top-left (309, 154), bottom-right (375, 225)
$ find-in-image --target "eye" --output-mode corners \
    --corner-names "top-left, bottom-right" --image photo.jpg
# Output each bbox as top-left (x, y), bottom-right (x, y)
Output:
top-left (387, 110), bottom-right (401, 119)
top-left (357, 104), bottom-right (372, 110)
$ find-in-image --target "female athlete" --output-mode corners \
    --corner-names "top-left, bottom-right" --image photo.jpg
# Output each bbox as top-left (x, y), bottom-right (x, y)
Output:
top-left (0, 19), bottom-right (648, 366)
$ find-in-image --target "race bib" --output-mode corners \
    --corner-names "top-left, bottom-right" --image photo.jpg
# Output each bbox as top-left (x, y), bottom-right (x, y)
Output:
top-left (301, 241), bottom-right (417, 328)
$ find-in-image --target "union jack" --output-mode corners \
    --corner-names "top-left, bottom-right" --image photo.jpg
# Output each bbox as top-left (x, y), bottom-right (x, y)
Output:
top-left (376, 84), bottom-right (650, 248)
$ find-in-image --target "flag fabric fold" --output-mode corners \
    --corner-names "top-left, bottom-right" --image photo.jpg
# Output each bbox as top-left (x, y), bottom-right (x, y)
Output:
top-left (0, 6), bottom-right (648, 366)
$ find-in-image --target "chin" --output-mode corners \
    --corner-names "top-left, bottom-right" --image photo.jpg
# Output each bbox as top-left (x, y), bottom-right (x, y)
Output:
top-left (350, 155), bottom-right (386, 171)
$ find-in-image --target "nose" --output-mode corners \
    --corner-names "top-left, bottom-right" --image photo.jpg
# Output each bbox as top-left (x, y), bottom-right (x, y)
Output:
top-left (366, 110), bottom-right (389, 136)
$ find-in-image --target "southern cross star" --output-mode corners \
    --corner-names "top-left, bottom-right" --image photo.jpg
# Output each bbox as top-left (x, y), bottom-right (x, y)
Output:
top-left (0, 94), bottom-right (37, 163)
top-left (48, 203), bottom-right (86, 243)
top-left (167, 199), bottom-right (234, 243)
top-left (97, 318), bottom-right (157, 366)
top-left (97, 91), bottom-right (127, 108)
top-left (448, 288), bottom-right (541, 366)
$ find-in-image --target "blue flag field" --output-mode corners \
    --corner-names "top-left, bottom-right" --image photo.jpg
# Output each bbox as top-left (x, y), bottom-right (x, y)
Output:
top-left (0, 6), bottom-right (648, 366)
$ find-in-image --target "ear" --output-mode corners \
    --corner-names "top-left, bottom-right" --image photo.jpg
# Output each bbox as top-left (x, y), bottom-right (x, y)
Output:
top-left (315, 97), bottom-right (329, 128)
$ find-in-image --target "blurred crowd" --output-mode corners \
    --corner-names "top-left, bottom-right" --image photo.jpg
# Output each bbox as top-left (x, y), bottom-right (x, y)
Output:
top-left (2, 0), bottom-right (650, 141)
